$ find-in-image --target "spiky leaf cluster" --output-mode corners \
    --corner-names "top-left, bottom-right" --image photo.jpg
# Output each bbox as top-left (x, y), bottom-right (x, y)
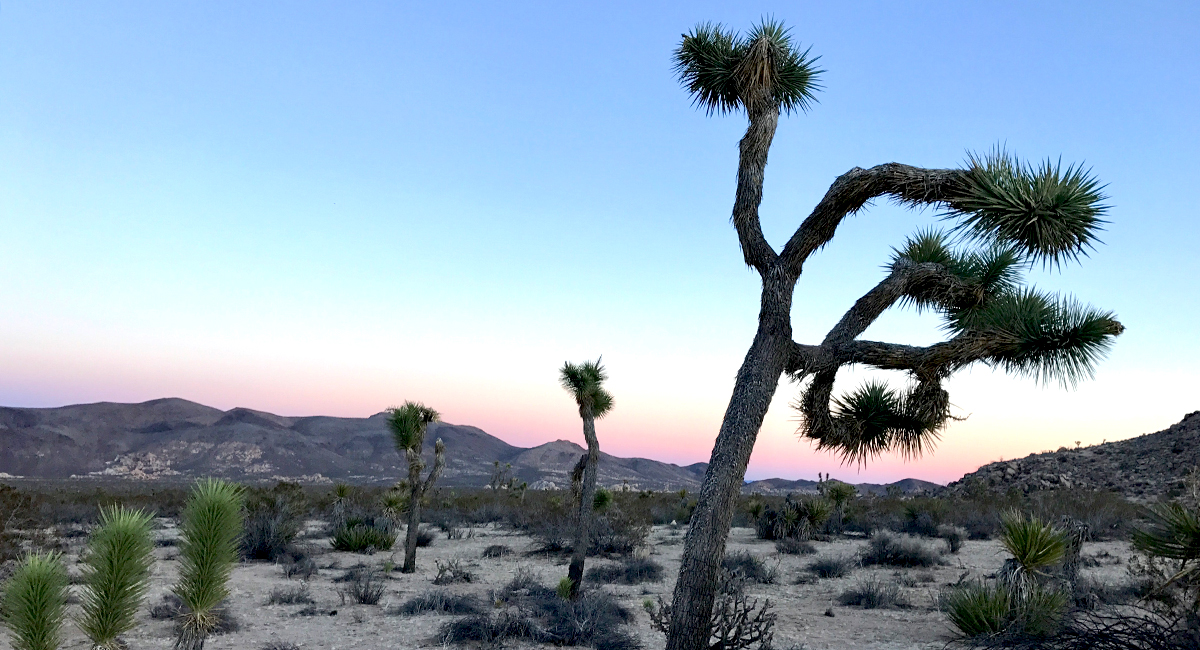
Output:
top-left (560, 359), bottom-right (614, 418)
top-left (79, 506), bottom-right (155, 650)
top-left (674, 19), bottom-right (821, 115)
top-left (949, 149), bottom-right (1108, 267)
top-left (2, 552), bottom-right (68, 650)
top-left (1132, 502), bottom-right (1200, 562)
top-left (388, 402), bottom-right (440, 453)
top-left (819, 378), bottom-right (951, 465)
top-left (173, 479), bottom-right (243, 646)
top-left (1000, 511), bottom-right (1066, 575)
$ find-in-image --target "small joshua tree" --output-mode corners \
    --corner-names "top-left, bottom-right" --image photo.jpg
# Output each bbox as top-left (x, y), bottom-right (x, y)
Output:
top-left (79, 506), bottom-right (155, 650)
top-left (388, 401), bottom-right (445, 573)
top-left (560, 358), bottom-right (614, 598)
top-left (172, 478), bottom-right (244, 650)
top-left (2, 551), bottom-right (68, 650)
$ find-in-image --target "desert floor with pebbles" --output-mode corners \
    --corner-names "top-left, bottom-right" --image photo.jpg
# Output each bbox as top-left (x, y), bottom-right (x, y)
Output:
top-left (0, 521), bottom-right (1134, 650)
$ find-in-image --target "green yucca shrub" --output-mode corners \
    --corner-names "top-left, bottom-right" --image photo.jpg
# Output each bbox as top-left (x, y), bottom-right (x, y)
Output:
top-left (172, 479), bottom-right (244, 650)
top-left (945, 582), bottom-right (1011, 638)
top-left (2, 552), bottom-right (68, 650)
top-left (78, 506), bottom-right (155, 650)
top-left (330, 524), bottom-right (395, 553)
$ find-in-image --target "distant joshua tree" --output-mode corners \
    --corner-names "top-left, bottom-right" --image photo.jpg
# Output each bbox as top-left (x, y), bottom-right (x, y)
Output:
top-left (388, 401), bottom-right (445, 573)
top-left (663, 19), bottom-right (1124, 650)
top-left (559, 358), bottom-right (614, 598)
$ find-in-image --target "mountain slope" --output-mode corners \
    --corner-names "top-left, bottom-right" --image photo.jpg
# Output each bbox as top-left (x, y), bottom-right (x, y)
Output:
top-left (945, 411), bottom-right (1200, 500)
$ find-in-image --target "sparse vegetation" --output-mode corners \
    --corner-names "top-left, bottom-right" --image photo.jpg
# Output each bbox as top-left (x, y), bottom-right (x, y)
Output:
top-left (809, 555), bottom-right (855, 579)
top-left (266, 584), bottom-right (314, 605)
top-left (392, 589), bottom-right (485, 616)
top-left (774, 537), bottom-right (816, 555)
top-left (838, 576), bottom-right (909, 609)
top-left (338, 567), bottom-right (384, 605)
top-left (722, 551), bottom-right (777, 584)
top-left (482, 544), bottom-right (512, 558)
top-left (433, 558), bottom-right (476, 585)
top-left (860, 531), bottom-right (942, 568)
top-left (586, 558), bottom-right (665, 585)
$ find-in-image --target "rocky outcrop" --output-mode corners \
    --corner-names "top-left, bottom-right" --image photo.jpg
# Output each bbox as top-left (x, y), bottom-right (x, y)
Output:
top-left (945, 411), bottom-right (1200, 501)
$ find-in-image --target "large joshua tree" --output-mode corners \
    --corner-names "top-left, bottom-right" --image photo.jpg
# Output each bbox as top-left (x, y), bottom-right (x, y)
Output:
top-left (664, 20), bottom-right (1124, 650)
top-left (560, 358), bottom-right (614, 598)
top-left (388, 401), bottom-right (445, 573)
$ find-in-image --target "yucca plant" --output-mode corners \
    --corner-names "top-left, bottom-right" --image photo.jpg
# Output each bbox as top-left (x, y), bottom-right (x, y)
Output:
top-left (78, 506), bottom-right (155, 650)
top-left (2, 552), bottom-right (68, 650)
top-left (1131, 501), bottom-right (1200, 610)
top-left (172, 479), bottom-right (244, 650)
top-left (945, 582), bottom-right (1011, 638)
top-left (998, 510), bottom-right (1067, 599)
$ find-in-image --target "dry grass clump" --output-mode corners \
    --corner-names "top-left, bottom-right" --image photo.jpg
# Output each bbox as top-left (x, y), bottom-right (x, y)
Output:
top-left (266, 584), bottom-right (315, 605)
top-left (337, 567), bottom-right (385, 605)
top-left (482, 544), bottom-right (512, 558)
top-left (774, 537), bottom-right (817, 555)
top-left (391, 589), bottom-right (486, 616)
top-left (585, 558), bottom-right (665, 585)
top-left (433, 559), bottom-right (476, 585)
top-left (722, 551), bottom-right (777, 584)
top-left (837, 576), bottom-right (910, 609)
top-left (808, 554), bottom-right (855, 579)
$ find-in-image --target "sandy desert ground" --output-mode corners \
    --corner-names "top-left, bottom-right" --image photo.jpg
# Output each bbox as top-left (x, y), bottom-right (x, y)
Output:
top-left (0, 521), bottom-right (1134, 650)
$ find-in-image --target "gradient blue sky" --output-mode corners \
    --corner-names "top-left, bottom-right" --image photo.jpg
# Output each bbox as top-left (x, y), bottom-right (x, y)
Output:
top-left (2, 2), bottom-right (1197, 484)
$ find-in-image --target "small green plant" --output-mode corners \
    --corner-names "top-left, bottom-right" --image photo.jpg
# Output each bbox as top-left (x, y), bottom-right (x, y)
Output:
top-left (592, 488), bottom-right (613, 512)
top-left (173, 478), bottom-right (244, 650)
top-left (330, 524), bottom-right (395, 553)
top-left (556, 577), bottom-right (575, 600)
top-left (945, 582), bottom-right (1011, 638)
top-left (1, 552), bottom-right (68, 650)
top-left (78, 506), bottom-right (155, 650)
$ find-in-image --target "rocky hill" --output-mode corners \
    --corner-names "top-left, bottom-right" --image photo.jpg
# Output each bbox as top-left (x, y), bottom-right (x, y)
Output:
top-left (945, 411), bottom-right (1200, 500)
top-left (0, 398), bottom-right (943, 493)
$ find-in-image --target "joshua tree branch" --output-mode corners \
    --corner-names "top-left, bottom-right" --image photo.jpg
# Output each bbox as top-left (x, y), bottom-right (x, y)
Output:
top-left (779, 164), bottom-right (965, 277)
top-left (732, 105), bottom-right (782, 273)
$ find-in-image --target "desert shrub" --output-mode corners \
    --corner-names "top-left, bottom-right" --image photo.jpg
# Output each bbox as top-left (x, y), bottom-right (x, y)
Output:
top-left (330, 523), bottom-right (395, 553)
top-left (808, 555), bottom-right (855, 579)
top-left (903, 498), bottom-right (949, 536)
top-left (755, 495), bottom-right (832, 541)
top-left (1011, 608), bottom-right (1200, 650)
top-left (647, 573), bottom-right (774, 650)
top-left (443, 583), bottom-right (640, 650)
top-left (482, 544), bottom-right (512, 558)
top-left (590, 507), bottom-right (651, 556)
top-left (433, 559), bottom-right (476, 585)
top-left (416, 527), bottom-right (435, 548)
top-left (392, 589), bottom-right (486, 616)
top-left (722, 551), bottom-right (777, 584)
top-left (260, 643), bottom-right (300, 650)
top-left (339, 567), bottom-right (385, 605)
top-left (837, 576), bottom-right (909, 609)
top-left (1, 551), bottom-right (68, 650)
top-left (860, 531), bottom-right (941, 567)
top-left (78, 506), bottom-right (155, 650)
top-left (150, 593), bottom-right (239, 634)
top-left (945, 582), bottom-right (1011, 638)
top-left (586, 558), bottom-right (665, 585)
top-left (1030, 489), bottom-right (1139, 541)
top-left (278, 548), bottom-right (317, 580)
top-left (267, 584), bottom-right (315, 605)
top-left (242, 492), bottom-right (302, 561)
top-left (774, 537), bottom-right (816, 555)
top-left (938, 524), bottom-right (968, 554)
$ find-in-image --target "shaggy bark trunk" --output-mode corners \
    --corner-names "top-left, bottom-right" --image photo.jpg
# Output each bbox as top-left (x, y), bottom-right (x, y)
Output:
top-left (401, 447), bottom-right (424, 574)
top-left (568, 409), bottom-right (599, 597)
top-left (665, 272), bottom-right (794, 650)
top-left (664, 90), bottom-right (791, 650)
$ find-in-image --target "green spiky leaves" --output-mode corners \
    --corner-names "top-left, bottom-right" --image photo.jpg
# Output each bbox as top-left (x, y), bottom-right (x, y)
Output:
top-left (1132, 502), bottom-right (1200, 562)
top-left (173, 478), bottom-right (244, 649)
top-left (674, 19), bottom-right (821, 115)
top-left (2, 552), bottom-right (68, 650)
top-left (560, 358), bottom-right (614, 418)
top-left (814, 378), bottom-right (950, 465)
top-left (79, 506), bottom-right (155, 650)
top-left (949, 149), bottom-right (1108, 267)
top-left (388, 402), bottom-right (441, 453)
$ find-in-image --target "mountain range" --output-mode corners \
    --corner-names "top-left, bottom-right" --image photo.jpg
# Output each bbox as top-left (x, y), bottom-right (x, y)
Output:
top-left (0, 398), bottom-right (941, 493)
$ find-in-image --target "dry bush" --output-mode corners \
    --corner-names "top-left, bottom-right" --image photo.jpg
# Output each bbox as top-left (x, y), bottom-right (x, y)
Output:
top-left (482, 544), bottom-right (512, 558)
top-left (392, 589), bottom-right (486, 616)
top-left (860, 531), bottom-right (942, 567)
top-left (586, 558), bottom-right (665, 585)
top-left (837, 576), bottom-right (910, 609)
top-left (722, 551), bottom-right (777, 584)
top-left (774, 537), bottom-right (817, 555)
top-left (808, 554), bottom-right (855, 579)
top-left (267, 584), bottom-right (315, 605)
top-left (433, 558), bottom-right (476, 585)
top-left (648, 572), bottom-right (775, 650)
top-left (338, 567), bottom-right (385, 605)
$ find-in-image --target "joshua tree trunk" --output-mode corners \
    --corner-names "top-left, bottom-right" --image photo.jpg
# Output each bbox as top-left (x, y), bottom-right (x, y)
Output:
top-left (568, 408), bottom-right (600, 597)
top-left (401, 440), bottom-right (444, 573)
top-left (665, 99), bottom-right (789, 650)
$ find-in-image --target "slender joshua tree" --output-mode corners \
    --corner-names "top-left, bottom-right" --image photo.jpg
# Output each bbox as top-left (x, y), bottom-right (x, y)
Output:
top-left (665, 20), bottom-right (1124, 650)
top-left (560, 358), bottom-right (614, 599)
top-left (388, 401), bottom-right (444, 573)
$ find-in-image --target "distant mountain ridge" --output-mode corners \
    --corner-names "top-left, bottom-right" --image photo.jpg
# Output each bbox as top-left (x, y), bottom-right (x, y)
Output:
top-left (0, 398), bottom-right (936, 493)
